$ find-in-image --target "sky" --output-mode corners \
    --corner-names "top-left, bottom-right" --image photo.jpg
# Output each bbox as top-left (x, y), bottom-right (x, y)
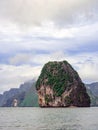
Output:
top-left (0, 0), bottom-right (98, 93)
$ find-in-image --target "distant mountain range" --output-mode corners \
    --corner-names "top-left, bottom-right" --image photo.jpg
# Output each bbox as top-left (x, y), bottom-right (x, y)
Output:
top-left (0, 80), bottom-right (98, 107)
top-left (86, 82), bottom-right (98, 96)
top-left (0, 80), bottom-right (38, 107)
top-left (86, 82), bottom-right (98, 106)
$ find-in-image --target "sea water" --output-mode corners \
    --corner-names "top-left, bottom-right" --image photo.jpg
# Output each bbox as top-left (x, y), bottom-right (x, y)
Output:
top-left (0, 107), bottom-right (98, 130)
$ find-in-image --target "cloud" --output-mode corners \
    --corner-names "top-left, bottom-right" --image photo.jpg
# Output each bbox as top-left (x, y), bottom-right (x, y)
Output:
top-left (9, 51), bottom-right (66, 65)
top-left (8, 51), bottom-right (98, 82)
top-left (0, 50), bottom-right (98, 93)
top-left (9, 53), bottom-right (33, 65)
top-left (0, 0), bottom-right (98, 27)
top-left (0, 64), bottom-right (41, 93)
top-left (0, 21), bottom-right (98, 55)
top-left (78, 62), bottom-right (98, 83)
top-left (0, 0), bottom-right (98, 93)
top-left (69, 52), bottom-right (98, 83)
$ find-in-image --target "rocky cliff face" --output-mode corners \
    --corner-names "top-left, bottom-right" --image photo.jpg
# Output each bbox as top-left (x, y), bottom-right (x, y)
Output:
top-left (36, 61), bottom-right (90, 107)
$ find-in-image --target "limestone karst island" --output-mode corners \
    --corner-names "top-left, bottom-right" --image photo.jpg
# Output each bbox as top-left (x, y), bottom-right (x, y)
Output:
top-left (36, 61), bottom-right (90, 107)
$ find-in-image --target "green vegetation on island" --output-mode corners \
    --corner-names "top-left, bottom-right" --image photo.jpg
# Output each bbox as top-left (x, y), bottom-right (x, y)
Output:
top-left (36, 61), bottom-right (79, 97)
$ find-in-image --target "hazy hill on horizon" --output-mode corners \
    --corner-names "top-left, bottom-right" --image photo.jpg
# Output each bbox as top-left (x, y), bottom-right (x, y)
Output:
top-left (86, 82), bottom-right (98, 106)
top-left (0, 79), bottom-right (38, 107)
top-left (86, 82), bottom-right (98, 96)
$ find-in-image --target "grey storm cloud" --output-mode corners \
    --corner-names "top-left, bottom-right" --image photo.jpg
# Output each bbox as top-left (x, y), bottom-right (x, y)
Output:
top-left (0, 0), bottom-right (98, 27)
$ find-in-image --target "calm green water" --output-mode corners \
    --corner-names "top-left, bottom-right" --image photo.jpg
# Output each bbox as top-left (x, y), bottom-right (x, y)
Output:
top-left (0, 107), bottom-right (98, 130)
